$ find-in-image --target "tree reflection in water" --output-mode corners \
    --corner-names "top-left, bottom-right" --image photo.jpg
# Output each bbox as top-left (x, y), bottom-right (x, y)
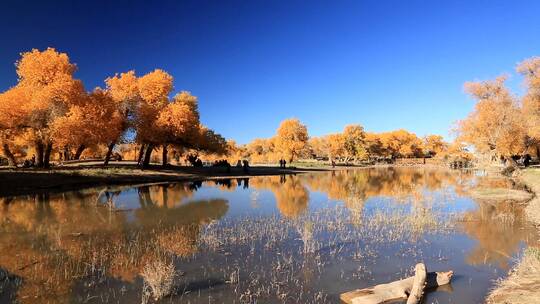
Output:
top-left (0, 168), bottom-right (537, 303)
top-left (0, 185), bottom-right (227, 303)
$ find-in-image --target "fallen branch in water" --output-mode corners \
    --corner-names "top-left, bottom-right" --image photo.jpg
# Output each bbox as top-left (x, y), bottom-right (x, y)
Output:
top-left (406, 263), bottom-right (427, 304)
top-left (340, 264), bottom-right (453, 304)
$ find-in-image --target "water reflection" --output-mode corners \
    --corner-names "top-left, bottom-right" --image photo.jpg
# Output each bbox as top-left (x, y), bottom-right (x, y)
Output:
top-left (251, 175), bottom-right (310, 218)
top-left (0, 168), bottom-right (537, 303)
top-left (461, 200), bottom-right (537, 269)
top-left (0, 186), bottom-right (228, 303)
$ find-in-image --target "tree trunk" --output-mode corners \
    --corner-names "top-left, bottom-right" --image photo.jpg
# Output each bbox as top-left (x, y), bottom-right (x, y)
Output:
top-left (138, 186), bottom-right (152, 207)
top-left (2, 143), bottom-right (17, 167)
top-left (162, 185), bottom-right (169, 207)
top-left (103, 142), bottom-right (116, 166)
top-left (137, 144), bottom-right (146, 165)
top-left (340, 269), bottom-right (453, 304)
top-left (162, 144), bottom-right (168, 166)
top-left (74, 144), bottom-right (85, 160)
top-left (35, 140), bottom-right (44, 168)
top-left (43, 142), bottom-right (53, 168)
top-left (63, 146), bottom-right (70, 161)
top-left (142, 144), bottom-right (154, 168)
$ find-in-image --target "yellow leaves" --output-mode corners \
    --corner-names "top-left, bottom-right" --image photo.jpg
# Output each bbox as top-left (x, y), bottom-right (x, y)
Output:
top-left (458, 76), bottom-right (526, 156)
top-left (16, 48), bottom-right (83, 110)
top-left (194, 125), bottom-right (228, 154)
top-left (157, 91), bottom-right (200, 141)
top-left (517, 57), bottom-right (540, 89)
top-left (517, 57), bottom-right (540, 143)
top-left (342, 124), bottom-right (367, 159)
top-left (0, 86), bottom-right (30, 129)
top-left (16, 48), bottom-right (76, 86)
top-left (424, 135), bottom-right (447, 156)
top-left (105, 71), bottom-right (139, 104)
top-left (106, 69), bottom-right (175, 144)
top-left (1, 47), bottom-right (230, 165)
top-left (464, 75), bottom-right (511, 102)
top-left (50, 89), bottom-right (123, 147)
top-left (137, 69), bottom-right (173, 108)
top-left (379, 129), bottom-right (424, 158)
top-left (325, 133), bottom-right (345, 158)
top-left (274, 118), bottom-right (308, 161)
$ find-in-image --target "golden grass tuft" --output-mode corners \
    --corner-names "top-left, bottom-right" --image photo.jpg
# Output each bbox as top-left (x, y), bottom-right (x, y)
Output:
top-left (141, 258), bottom-right (177, 302)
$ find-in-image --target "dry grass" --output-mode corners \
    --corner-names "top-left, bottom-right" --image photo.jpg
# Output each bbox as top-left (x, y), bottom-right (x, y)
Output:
top-left (521, 169), bottom-right (540, 225)
top-left (487, 247), bottom-right (540, 304)
top-left (141, 258), bottom-right (177, 302)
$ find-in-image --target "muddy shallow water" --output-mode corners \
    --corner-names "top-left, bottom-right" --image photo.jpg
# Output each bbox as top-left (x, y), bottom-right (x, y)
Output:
top-left (0, 167), bottom-right (538, 303)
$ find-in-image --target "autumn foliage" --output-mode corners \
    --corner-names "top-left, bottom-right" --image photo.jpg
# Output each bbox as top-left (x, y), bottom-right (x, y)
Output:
top-left (0, 48), bottom-right (227, 167)
top-left (457, 57), bottom-right (540, 161)
top-left (241, 120), bottom-right (447, 165)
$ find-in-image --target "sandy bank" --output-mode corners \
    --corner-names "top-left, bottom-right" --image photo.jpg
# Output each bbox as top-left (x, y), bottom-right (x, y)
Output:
top-left (486, 168), bottom-right (540, 304)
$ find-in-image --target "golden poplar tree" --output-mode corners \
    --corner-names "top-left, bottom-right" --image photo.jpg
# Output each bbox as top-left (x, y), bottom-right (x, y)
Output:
top-left (517, 57), bottom-right (540, 156)
top-left (14, 48), bottom-right (84, 167)
top-left (156, 91), bottom-right (201, 165)
top-left (457, 76), bottom-right (526, 158)
top-left (274, 118), bottom-right (309, 162)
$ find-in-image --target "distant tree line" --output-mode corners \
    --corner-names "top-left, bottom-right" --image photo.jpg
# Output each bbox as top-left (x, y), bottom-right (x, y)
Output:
top-left (234, 119), bottom-right (452, 165)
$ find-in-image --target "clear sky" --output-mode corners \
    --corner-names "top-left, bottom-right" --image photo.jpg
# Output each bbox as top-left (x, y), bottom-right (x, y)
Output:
top-left (1, 0), bottom-right (539, 143)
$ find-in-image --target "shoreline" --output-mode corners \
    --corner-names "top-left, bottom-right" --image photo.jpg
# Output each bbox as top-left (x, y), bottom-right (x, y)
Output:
top-left (0, 163), bottom-right (458, 197)
top-left (486, 168), bottom-right (540, 304)
top-left (0, 164), bottom-right (334, 197)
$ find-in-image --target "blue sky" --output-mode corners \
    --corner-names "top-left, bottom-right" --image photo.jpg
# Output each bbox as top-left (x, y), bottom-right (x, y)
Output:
top-left (1, 0), bottom-right (539, 143)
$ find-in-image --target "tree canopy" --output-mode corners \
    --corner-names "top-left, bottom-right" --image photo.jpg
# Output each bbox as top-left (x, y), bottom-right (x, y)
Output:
top-left (0, 48), bottom-right (227, 167)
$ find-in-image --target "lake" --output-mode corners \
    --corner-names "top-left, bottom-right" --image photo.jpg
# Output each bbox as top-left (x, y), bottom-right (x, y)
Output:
top-left (0, 167), bottom-right (538, 303)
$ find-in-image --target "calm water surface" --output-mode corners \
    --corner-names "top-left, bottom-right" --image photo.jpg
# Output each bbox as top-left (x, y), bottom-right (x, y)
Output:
top-left (0, 168), bottom-right (538, 303)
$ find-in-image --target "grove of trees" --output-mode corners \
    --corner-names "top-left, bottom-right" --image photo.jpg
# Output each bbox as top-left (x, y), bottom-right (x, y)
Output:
top-left (308, 127), bottom-right (447, 163)
top-left (0, 48), bottom-right (228, 168)
top-left (4, 48), bottom-right (507, 169)
top-left (242, 120), bottom-right (449, 165)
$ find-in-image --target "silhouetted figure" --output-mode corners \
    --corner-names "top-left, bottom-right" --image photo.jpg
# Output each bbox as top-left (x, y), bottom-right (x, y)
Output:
top-left (212, 159), bottom-right (231, 172)
top-left (237, 160), bottom-right (242, 167)
top-left (215, 178), bottom-right (232, 188)
top-left (30, 155), bottom-right (35, 167)
top-left (524, 154), bottom-right (532, 167)
top-left (282, 159), bottom-right (286, 168)
top-left (279, 159), bottom-right (283, 168)
top-left (242, 160), bottom-right (249, 173)
top-left (22, 159), bottom-right (31, 168)
top-left (331, 159), bottom-right (335, 168)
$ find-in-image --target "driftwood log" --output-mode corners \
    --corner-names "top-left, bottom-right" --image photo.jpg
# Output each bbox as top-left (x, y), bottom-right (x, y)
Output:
top-left (340, 264), bottom-right (453, 304)
top-left (406, 263), bottom-right (427, 304)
